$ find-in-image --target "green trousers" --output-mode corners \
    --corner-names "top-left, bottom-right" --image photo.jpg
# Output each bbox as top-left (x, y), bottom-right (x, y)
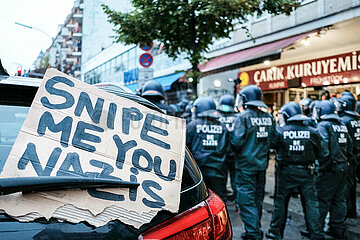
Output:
top-left (316, 164), bottom-right (347, 236)
top-left (236, 170), bottom-right (265, 239)
top-left (269, 165), bottom-right (324, 240)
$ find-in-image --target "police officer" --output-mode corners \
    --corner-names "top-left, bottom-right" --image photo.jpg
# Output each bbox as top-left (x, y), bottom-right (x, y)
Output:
top-left (231, 85), bottom-right (275, 240)
top-left (337, 93), bottom-right (359, 218)
top-left (181, 104), bottom-right (193, 124)
top-left (141, 80), bottom-right (176, 116)
top-left (186, 97), bottom-right (229, 200)
top-left (217, 94), bottom-right (237, 200)
top-left (315, 100), bottom-right (353, 239)
top-left (299, 98), bottom-right (313, 117)
top-left (266, 102), bottom-right (324, 240)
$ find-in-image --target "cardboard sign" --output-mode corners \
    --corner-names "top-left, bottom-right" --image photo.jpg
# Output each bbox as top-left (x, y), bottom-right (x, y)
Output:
top-left (0, 69), bottom-right (186, 228)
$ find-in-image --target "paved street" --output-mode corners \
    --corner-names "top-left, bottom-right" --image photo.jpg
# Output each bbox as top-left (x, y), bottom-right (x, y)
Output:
top-left (227, 158), bottom-right (360, 239)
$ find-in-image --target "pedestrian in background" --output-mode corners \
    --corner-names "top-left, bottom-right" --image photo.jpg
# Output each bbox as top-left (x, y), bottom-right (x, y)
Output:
top-left (186, 97), bottom-right (230, 200)
top-left (231, 85), bottom-right (276, 240)
top-left (266, 102), bottom-right (324, 240)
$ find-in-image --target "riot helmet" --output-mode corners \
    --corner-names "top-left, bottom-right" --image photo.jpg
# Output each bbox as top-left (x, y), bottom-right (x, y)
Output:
top-left (281, 102), bottom-right (301, 120)
top-left (309, 100), bottom-right (320, 116)
top-left (357, 101), bottom-right (360, 115)
top-left (177, 100), bottom-right (189, 114)
top-left (314, 100), bottom-right (336, 120)
top-left (341, 91), bottom-right (354, 98)
top-left (235, 85), bottom-right (267, 108)
top-left (193, 97), bottom-right (220, 118)
top-left (141, 80), bottom-right (165, 100)
top-left (299, 98), bottom-right (312, 116)
top-left (218, 94), bottom-right (235, 113)
top-left (330, 97), bottom-right (343, 113)
top-left (278, 102), bottom-right (301, 126)
top-left (340, 94), bottom-right (357, 112)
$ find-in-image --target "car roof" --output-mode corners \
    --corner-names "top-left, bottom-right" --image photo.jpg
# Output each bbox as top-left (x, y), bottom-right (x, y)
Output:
top-left (0, 75), bottom-right (162, 113)
top-left (0, 75), bottom-right (42, 87)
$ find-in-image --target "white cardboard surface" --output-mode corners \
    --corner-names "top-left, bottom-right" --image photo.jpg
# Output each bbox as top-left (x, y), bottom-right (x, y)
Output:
top-left (0, 69), bottom-right (186, 228)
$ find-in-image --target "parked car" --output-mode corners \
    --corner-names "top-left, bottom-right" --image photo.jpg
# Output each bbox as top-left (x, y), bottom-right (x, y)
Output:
top-left (0, 75), bottom-right (232, 240)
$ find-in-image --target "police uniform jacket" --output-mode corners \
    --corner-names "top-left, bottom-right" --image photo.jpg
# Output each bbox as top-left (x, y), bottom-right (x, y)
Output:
top-left (186, 117), bottom-right (230, 178)
top-left (231, 107), bottom-right (276, 171)
top-left (154, 101), bottom-right (176, 116)
top-left (316, 113), bottom-right (353, 170)
top-left (273, 114), bottom-right (321, 165)
top-left (339, 111), bottom-right (360, 160)
top-left (218, 111), bottom-right (237, 133)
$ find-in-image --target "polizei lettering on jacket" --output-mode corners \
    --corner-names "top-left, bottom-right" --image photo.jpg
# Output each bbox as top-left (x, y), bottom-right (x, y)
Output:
top-left (196, 124), bottom-right (223, 134)
top-left (350, 120), bottom-right (360, 128)
top-left (331, 125), bottom-right (348, 133)
top-left (250, 117), bottom-right (272, 126)
top-left (283, 131), bottom-right (310, 139)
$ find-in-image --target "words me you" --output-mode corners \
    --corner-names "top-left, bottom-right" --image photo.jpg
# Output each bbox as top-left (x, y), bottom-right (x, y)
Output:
top-left (2, 70), bottom-right (186, 212)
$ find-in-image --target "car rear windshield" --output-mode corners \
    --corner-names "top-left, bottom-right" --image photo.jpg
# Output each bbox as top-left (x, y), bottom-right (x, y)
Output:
top-left (0, 105), bottom-right (29, 172)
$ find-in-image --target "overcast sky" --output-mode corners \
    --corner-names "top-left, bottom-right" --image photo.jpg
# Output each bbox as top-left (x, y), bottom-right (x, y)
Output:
top-left (0, 0), bottom-right (74, 75)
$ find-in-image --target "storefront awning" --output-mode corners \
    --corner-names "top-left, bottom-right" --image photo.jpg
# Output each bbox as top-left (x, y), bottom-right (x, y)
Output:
top-left (124, 82), bottom-right (138, 92)
top-left (199, 32), bottom-right (314, 73)
top-left (124, 72), bottom-right (185, 92)
top-left (154, 72), bottom-right (185, 91)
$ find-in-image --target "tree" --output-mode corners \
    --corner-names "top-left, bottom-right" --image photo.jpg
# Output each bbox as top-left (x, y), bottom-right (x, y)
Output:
top-left (103, 0), bottom-right (301, 96)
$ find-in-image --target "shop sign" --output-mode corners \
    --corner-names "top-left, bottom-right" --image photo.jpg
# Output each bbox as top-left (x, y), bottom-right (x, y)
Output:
top-left (239, 51), bottom-right (360, 90)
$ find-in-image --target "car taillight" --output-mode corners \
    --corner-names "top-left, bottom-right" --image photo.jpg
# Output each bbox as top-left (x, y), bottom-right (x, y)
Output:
top-left (205, 191), bottom-right (232, 240)
top-left (139, 190), bottom-right (232, 240)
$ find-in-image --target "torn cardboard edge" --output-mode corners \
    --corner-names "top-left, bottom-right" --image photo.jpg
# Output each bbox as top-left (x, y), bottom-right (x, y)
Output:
top-left (5, 203), bottom-right (159, 228)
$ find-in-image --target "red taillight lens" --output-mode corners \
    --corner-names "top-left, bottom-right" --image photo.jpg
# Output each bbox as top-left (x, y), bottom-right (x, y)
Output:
top-left (139, 190), bottom-right (232, 240)
top-left (206, 191), bottom-right (232, 240)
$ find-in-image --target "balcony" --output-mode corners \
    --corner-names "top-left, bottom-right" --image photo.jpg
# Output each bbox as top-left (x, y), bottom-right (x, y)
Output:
top-left (67, 23), bottom-right (75, 31)
top-left (73, 32), bottom-right (82, 39)
top-left (60, 27), bottom-right (69, 37)
top-left (72, 51), bottom-right (81, 57)
top-left (66, 40), bottom-right (74, 46)
top-left (56, 36), bottom-right (64, 43)
top-left (73, 13), bottom-right (83, 23)
top-left (66, 58), bottom-right (75, 63)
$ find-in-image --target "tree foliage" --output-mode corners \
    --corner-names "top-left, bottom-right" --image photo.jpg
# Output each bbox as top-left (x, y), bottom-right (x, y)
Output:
top-left (103, 0), bottom-right (301, 92)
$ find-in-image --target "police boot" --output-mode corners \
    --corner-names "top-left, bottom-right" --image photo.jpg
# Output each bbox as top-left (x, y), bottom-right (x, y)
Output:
top-left (325, 229), bottom-right (346, 240)
top-left (300, 229), bottom-right (310, 238)
top-left (265, 230), bottom-right (282, 240)
top-left (241, 232), bottom-right (263, 240)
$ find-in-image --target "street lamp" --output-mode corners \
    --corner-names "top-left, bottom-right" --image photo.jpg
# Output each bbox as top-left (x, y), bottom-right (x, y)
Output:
top-left (15, 22), bottom-right (53, 41)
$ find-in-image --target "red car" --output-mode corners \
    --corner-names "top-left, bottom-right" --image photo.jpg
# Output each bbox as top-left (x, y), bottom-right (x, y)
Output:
top-left (0, 75), bottom-right (232, 240)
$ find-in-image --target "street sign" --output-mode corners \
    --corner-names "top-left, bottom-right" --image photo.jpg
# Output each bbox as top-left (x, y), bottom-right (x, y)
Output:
top-left (140, 42), bottom-right (153, 51)
top-left (138, 68), bottom-right (154, 90)
top-left (139, 53), bottom-right (153, 68)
